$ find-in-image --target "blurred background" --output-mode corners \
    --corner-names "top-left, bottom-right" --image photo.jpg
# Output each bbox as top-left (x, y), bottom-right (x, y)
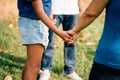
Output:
top-left (0, 0), bottom-right (105, 80)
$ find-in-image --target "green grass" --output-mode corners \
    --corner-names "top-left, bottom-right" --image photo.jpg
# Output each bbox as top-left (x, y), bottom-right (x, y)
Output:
top-left (0, 17), bottom-right (104, 80)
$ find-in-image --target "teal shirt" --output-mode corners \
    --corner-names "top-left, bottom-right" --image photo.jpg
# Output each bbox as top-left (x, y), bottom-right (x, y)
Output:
top-left (94, 0), bottom-right (120, 69)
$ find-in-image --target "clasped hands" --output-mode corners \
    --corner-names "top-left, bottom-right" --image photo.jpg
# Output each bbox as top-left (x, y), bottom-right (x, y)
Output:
top-left (50, 18), bottom-right (79, 44)
top-left (60, 30), bottom-right (79, 45)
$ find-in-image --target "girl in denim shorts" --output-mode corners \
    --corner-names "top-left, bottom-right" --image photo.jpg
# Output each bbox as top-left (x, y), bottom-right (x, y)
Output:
top-left (18, 0), bottom-right (72, 80)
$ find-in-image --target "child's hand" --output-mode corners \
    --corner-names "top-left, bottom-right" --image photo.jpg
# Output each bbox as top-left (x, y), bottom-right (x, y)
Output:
top-left (59, 31), bottom-right (73, 43)
top-left (66, 30), bottom-right (79, 45)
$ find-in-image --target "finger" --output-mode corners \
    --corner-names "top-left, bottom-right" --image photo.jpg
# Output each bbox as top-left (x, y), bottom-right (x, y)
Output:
top-left (67, 40), bottom-right (74, 45)
top-left (66, 33), bottom-right (73, 39)
top-left (65, 38), bottom-right (72, 43)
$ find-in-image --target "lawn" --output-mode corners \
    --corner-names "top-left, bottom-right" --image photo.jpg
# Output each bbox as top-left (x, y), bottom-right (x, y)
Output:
top-left (0, 0), bottom-right (105, 80)
top-left (0, 17), bottom-right (104, 80)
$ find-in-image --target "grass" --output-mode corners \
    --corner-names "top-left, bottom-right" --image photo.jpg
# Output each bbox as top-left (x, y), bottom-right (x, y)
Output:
top-left (0, 20), bottom-right (26, 80)
top-left (0, 0), bottom-right (104, 80)
top-left (0, 15), bottom-right (104, 80)
top-left (0, 0), bottom-right (105, 79)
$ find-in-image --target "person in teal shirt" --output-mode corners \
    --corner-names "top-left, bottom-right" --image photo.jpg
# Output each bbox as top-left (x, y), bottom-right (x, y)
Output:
top-left (66, 0), bottom-right (120, 80)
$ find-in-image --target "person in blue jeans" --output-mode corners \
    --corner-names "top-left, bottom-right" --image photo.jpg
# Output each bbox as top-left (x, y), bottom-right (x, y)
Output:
top-left (39, 0), bottom-right (82, 80)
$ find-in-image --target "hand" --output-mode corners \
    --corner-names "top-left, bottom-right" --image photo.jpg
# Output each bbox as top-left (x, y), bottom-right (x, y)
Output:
top-left (66, 30), bottom-right (79, 45)
top-left (59, 31), bottom-right (73, 43)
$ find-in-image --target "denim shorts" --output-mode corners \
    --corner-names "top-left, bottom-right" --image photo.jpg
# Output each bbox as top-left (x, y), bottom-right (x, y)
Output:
top-left (18, 17), bottom-right (49, 48)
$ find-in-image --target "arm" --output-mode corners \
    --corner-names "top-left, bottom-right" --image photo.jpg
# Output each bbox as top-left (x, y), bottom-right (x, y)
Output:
top-left (32, 0), bottom-right (60, 35)
top-left (32, 0), bottom-right (71, 42)
top-left (73, 0), bottom-right (109, 33)
top-left (67, 0), bottom-right (109, 44)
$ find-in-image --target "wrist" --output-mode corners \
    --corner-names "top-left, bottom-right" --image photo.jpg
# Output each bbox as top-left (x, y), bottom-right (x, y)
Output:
top-left (72, 28), bottom-right (80, 34)
top-left (56, 29), bottom-right (62, 37)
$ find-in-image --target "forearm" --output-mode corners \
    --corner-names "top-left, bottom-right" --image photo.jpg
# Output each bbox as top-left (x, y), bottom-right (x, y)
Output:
top-left (73, 9), bottom-right (98, 33)
top-left (73, 0), bottom-right (108, 33)
top-left (32, 0), bottom-right (61, 36)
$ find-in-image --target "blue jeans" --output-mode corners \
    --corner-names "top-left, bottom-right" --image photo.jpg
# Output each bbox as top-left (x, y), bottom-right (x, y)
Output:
top-left (41, 14), bottom-right (79, 74)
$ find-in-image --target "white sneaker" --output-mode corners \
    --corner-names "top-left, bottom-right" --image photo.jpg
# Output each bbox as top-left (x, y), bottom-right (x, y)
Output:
top-left (66, 72), bottom-right (83, 80)
top-left (39, 69), bottom-right (50, 80)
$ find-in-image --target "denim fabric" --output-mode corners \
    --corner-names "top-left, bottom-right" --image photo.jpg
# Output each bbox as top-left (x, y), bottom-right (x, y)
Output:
top-left (41, 14), bottom-right (79, 74)
top-left (18, 17), bottom-right (49, 48)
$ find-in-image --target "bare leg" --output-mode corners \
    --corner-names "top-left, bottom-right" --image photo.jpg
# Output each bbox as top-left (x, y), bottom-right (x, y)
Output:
top-left (22, 44), bottom-right (44, 80)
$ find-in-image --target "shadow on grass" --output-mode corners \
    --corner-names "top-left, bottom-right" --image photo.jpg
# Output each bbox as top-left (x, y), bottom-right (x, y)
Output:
top-left (0, 52), bottom-right (26, 79)
top-left (52, 65), bottom-right (64, 75)
top-left (0, 52), bottom-right (25, 70)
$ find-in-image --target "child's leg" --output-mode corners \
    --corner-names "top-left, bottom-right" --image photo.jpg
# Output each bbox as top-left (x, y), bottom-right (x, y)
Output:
top-left (22, 44), bottom-right (44, 80)
top-left (18, 17), bottom-right (49, 80)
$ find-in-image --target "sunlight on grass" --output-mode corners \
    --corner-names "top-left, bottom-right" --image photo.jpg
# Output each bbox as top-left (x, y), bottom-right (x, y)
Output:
top-left (0, 17), bottom-right (104, 80)
top-left (0, 20), bottom-right (26, 80)
top-left (0, 0), bottom-right (105, 79)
